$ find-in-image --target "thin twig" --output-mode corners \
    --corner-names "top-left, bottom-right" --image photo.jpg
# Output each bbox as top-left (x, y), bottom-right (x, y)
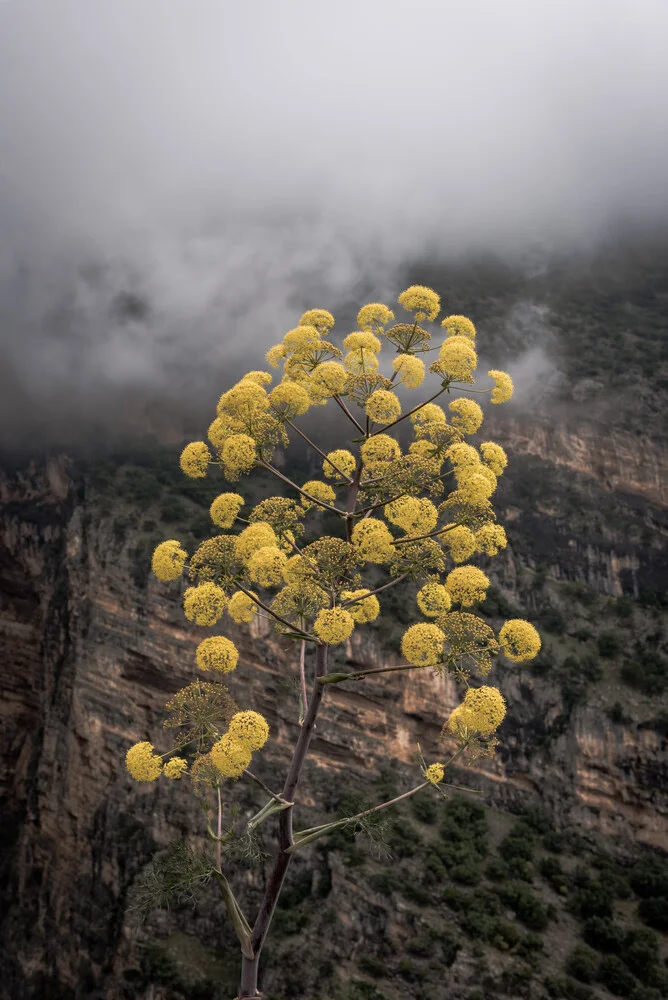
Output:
top-left (369, 385), bottom-right (448, 437)
top-left (259, 460), bottom-right (347, 516)
top-left (391, 520), bottom-right (465, 546)
top-left (243, 769), bottom-right (289, 804)
top-left (332, 394), bottom-right (365, 434)
top-left (339, 572), bottom-right (409, 608)
top-left (286, 420), bottom-right (353, 483)
top-left (299, 639), bottom-right (307, 725)
top-left (232, 579), bottom-right (315, 641)
top-left (319, 662), bottom-right (432, 685)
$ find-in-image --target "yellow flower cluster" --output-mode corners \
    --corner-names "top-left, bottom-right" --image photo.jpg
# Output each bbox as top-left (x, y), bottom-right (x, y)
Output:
top-left (463, 685), bottom-right (507, 734)
top-left (300, 308), bottom-right (335, 334)
top-left (344, 331), bottom-right (382, 353)
top-left (499, 619), bottom-right (541, 661)
top-left (441, 315), bottom-right (476, 341)
top-left (196, 635), bottom-right (239, 674)
top-left (183, 582), bottom-right (228, 626)
top-left (323, 449), bottom-right (357, 480)
top-left (480, 441), bottom-right (508, 476)
top-left (227, 590), bottom-right (259, 623)
top-left (488, 370), bottom-right (514, 404)
top-left (228, 710), bottom-right (270, 751)
top-left (385, 497), bottom-right (438, 536)
top-left (475, 523), bottom-right (507, 556)
top-left (308, 360), bottom-right (348, 398)
top-left (341, 589), bottom-right (381, 623)
top-left (366, 390), bottom-right (401, 424)
top-left (398, 285), bottom-right (441, 322)
top-left (351, 518), bottom-right (395, 563)
top-left (446, 566), bottom-right (490, 607)
top-left (152, 540), bottom-right (188, 581)
top-left (437, 612), bottom-right (499, 676)
top-left (126, 741), bottom-right (163, 782)
top-left (449, 398), bottom-right (484, 435)
top-left (417, 581), bottom-right (452, 617)
top-left (235, 522), bottom-right (277, 562)
top-left (269, 381), bottom-right (311, 419)
top-left (301, 480), bottom-right (336, 510)
top-left (401, 622), bottom-right (446, 666)
top-left (360, 434), bottom-right (401, 467)
top-left (210, 733), bottom-right (252, 778)
top-left (412, 403), bottom-right (447, 427)
top-left (210, 492), bottom-right (245, 529)
top-left (344, 348), bottom-right (379, 374)
top-left (180, 441), bottom-right (211, 479)
top-left (314, 607), bottom-right (355, 644)
top-left (438, 524), bottom-right (477, 563)
top-left (164, 757), bottom-right (188, 780)
top-left (247, 545), bottom-right (288, 587)
top-left (425, 762), bottom-right (445, 784)
top-left (221, 433), bottom-right (257, 481)
top-left (392, 354), bottom-right (426, 388)
top-left (437, 337), bottom-right (478, 383)
top-left (243, 371), bottom-right (273, 386)
top-left (357, 302), bottom-right (395, 332)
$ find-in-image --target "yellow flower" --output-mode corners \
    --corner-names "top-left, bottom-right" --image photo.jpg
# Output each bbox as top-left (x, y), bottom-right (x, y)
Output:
top-left (411, 403), bottom-right (447, 427)
top-left (357, 302), bottom-right (395, 331)
top-left (126, 741), bottom-right (163, 782)
top-left (439, 524), bottom-right (477, 563)
top-left (299, 308), bottom-right (335, 334)
top-left (300, 480), bottom-right (336, 510)
top-left (448, 398), bottom-right (484, 435)
top-left (474, 523), bottom-right (507, 556)
top-left (343, 331), bottom-right (382, 353)
top-left (446, 566), bottom-right (490, 607)
top-left (341, 589), bottom-right (381, 623)
top-left (196, 636), bottom-right (239, 674)
top-left (463, 685), bottom-right (506, 734)
top-left (247, 545), bottom-right (288, 587)
top-left (344, 348), bottom-right (379, 374)
top-left (164, 757), bottom-right (188, 780)
top-left (152, 540), bottom-right (188, 581)
top-left (425, 762), bottom-right (445, 784)
top-left (392, 354), bottom-right (425, 388)
top-left (351, 518), bottom-right (395, 563)
top-left (438, 337), bottom-right (478, 382)
top-left (488, 369), bottom-right (514, 404)
top-left (208, 414), bottom-right (244, 451)
top-left (441, 315), bottom-right (476, 341)
top-left (228, 710), bottom-right (270, 751)
top-left (360, 434), bottom-right (401, 466)
top-left (227, 590), bottom-right (259, 623)
top-left (398, 285), bottom-right (440, 322)
top-left (221, 434), bottom-right (257, 478)
top-left (456, 469), bottom-right (497, 503)
top-left (283, 325), bottom-right (321, 349)
top-left (269, 381), bottom-right (311, 419)
top-left (218, 380), bottom-right (269, 417)
top-left (210, 493), bottom-right (245, 529)
top-left (480, 441), bottom-right (508, 476)
top-left (183, 582), bottom-right (229, 626)
top-left (235, 522), bottom-right (278, 562)
top-left (417, 581), bottom-right (452, 617)
top-left (266, 344), bottom-right (287, 368)
top-left (366, 390), bottom-right (401, 425)
top-left (242, 371), bottom-right (273, 387)
top-left (210, 734), bottom-right (252, 778)
top-left (401, 623), bottom-right (446, 666)
top-left (308, 361), bottom-right (348, 397)
top-left (180, 441), bottom-right (211, 479)
top-left (385, 497), bottom-right (438, 536)
top-left (322, 449), bottom-right (357, 480)
top-left (314, 607), bottom-right (355, 644)
top-left (499, 619), bottom-right (541, 662)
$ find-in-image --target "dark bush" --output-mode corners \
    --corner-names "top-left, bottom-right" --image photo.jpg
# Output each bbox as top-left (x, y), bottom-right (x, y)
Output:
top-left (357, 955), bottom-right (386, 979)
top-left (621, 651), bottom-right (667, 695)
top-left (543, 975), bottom-right (593, 999)
top-left (540, 856), bottom-right (569, 895)
top-left (621, 927), bottom-right (660, 980)
top-left (496, 881), bottom-right (549, 931)
top-left (598, 955), bottom-right (637, 997)
top-left (540, 607), bottom-right (567, 635)
top-left (489, 919), bottom-right (520, 951)
top-left (499, 822), bottom-right (536, 863)
top-left (630, 987), bottom-right (662, 1000)
top-left (598, 632), bottom-right (622, 657)
top-left (583, 916), bottom-right (625, 952)
top-left (638, 896), bottom-right (668, 932)
top-left (411, 794), bottom-right (437, 824)
top-left (568, 882), bottom-right (614, 920)
top-left (629, 857), bottom-right (668, 899)
top-left (486, 858), bottom-right (510, 882)
top-left (566, 945), bottom-right (599, 984)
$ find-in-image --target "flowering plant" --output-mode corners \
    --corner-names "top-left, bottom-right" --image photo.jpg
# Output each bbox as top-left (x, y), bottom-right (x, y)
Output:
top-left (125, 285), bottom-right (540, 998)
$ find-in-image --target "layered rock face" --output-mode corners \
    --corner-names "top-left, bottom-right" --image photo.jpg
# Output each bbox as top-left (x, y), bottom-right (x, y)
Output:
top-left (0, 411), bottom-right (666, 999)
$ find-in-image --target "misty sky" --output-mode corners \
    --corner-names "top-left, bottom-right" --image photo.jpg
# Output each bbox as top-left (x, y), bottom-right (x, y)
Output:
top-left (1, 0), bottom-right (667, 449)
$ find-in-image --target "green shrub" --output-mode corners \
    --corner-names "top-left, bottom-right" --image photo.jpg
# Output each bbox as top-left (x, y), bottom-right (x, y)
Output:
top-left (630, 987), bottom-right (662, 1000)
top-left (566, 945), bottom-right (599, 984)
top-left (411, 794), bottom-right (437, 824)
top-left (598, 955), bottom-right (637, 997)
top-left (489, 919), bottom-right (520, 951)
top-left (629, 857), bottom-right (668, 898)
top-left (357, 955), bottom-right (386, 979)
top-left (543, 975), bottom-right (594, 999)
top-left (638, 896), bottom-right (668, 932)
top-left (608, 701), bottom-right (633, 725)
top-left (496, 881), bottom-right (549, 931)
top-left (568, 882), bottom-right (614, 920)
top-left (540, 856), bottom-right (569, 894)
top-left (598, 632), bottom-right (622, 657)
top-left (486, 858), bottom-right (510, 882)
top-left (621, 927), bottom-right (660, 981)
top-left (621, 651), bottom-right (668, 695)
top-left (499, 822), bottom-right (536, 863)
top-left (583, 916), bottom-right (625, 952)
top-left (501, 960), bottom-right (534, 995)
top-left (540, 607), bottom-right (567, 635)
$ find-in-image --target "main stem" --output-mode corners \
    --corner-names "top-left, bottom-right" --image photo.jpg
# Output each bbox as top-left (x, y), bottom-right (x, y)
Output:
top-left (238, 643), bottom-right (329, 998)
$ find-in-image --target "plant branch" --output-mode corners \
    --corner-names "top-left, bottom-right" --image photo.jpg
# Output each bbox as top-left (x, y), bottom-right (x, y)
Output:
top-left (391, 520), bottom-right (464, 546)
top-left (286, 420), bottom-right (352, 482)
top-left (369, 384), bottom-right (449, 437)
top-left (232, 580), bottom-right (316, 641)
top-left (339, 572), bottom-right (409, 608)
top-left (332, 394), bottom-right (365, 434)
top-left (259, 459), bottom-right (347, 516)
top-left (319, 661), bottom-right (431, 685)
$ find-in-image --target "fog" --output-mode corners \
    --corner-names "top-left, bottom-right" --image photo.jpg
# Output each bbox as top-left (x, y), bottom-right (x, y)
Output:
top-left (1, 0), bottom-right (667, 450)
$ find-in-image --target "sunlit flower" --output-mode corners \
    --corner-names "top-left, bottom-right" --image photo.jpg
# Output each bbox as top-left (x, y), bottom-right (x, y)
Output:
top-left (463, 685), bottom-right (506, 734)
top-left (210, 493), bottom-right (245, 529)
top-left (344, 348), bottom-right (379, 374)
top-left (126, 741), bottom-right (163, 782)
top-left (417, 581), bottom-right (452, 617)
top-left (196, 635), bottom-right (239, 674)
top-left (411, 403), bottom-right (447, 427)
top-left (385, 496), bottom-right (438, 535)
top-left (425, 762), bottom-right (445, 784)
top-left (314, 607), bottom-right (356, 644)
top-left (446, 566), bottom-right (490, 607)
top-left (247, 545), bottom-right (288, 587)
top-left (221, 434), bottom-right (257, 478)
top-left (269, 381), bottom-right (311, 419)
top-left (441, 315), bottom-right (476, 341)
top-left (438, 524), bottom-right (477, 563)
top-left (480, 441), bottom-right (508, 476)
top-left (164, 757), bottom-right (188, 780)
top-left (392, 354), bottom-right (426, 388)
top-left (266, 344), bottom-right (287, 368)
top-left (488, 369), bottom-right (514, 404)
top-left (474, 523), bottom-right (507, 556)
top-left (357, 302), bottom-right (395, 332)
top-left (218, 380), bottom-right (269, 417)
top-left (448, 398), bottom-right (484, 435)
top-left (235, 522), bottom-right (278, 562)
top-left (283, 325), bottom-right (321, 349)
top-left (227, 590), bottom-right (259, 623)
top-left (360, 434), bottom-right (401, 466)
top-left (299, 308), bottom-right (335, 334)
top-left (180, 441), bottom-right (211, 479)
top-left (438, 337), bottom-right (478, 382)
top-left (308, 361), bottom-right (348, 397)
top-left (351, 518), bottom-right (395, 563)
top-left (499, 619), bottom-right (541, 662)
top-left (152, 540), bottom-right (188, 581)
top-left (242, 371), bottom-right (273, 387)
top-left (343, 331), bottom-right (382, 353)
top-left (228, 710), bottom-right (270, 751)
top-left (366, 390), bottom-right (401, 424)
top-left (398, 285), bottom-right (440, 322)
top-left (210, 733), bottom-right (252, 778)
top-left (341, 588), bottom-right (381, 623)
top-left (183, 582), bottom-right (229, 626)
top-left (300, 480), bottom-right (336, 510)
top-left (401, 623), bottom-right (446, 666)
top-left (322, 449), bottom-right (357, 480)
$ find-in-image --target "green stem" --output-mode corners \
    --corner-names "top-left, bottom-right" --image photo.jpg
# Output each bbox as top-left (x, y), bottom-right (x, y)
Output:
top-left (213, 871), bottom-right (255, 960)
top-left (319, 662), bottom-right (431, 686)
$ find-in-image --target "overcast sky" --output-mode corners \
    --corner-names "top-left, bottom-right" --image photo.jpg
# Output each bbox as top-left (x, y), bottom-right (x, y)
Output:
top-left (1, 0), bottom-right (667, 449)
